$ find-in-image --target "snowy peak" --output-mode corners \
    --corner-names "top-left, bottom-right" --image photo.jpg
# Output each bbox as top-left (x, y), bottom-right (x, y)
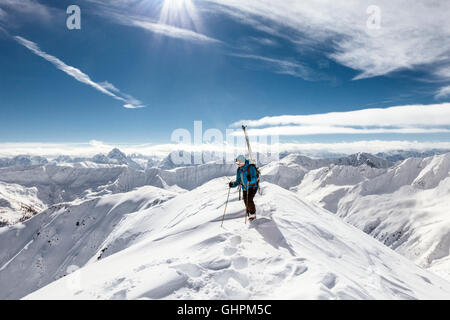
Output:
top-left (261, 154), bottom-right (332, 190)
top-left (107, 148), bottom-right (128, 164)
top-left (0, 155), bottom-right (48, 168)
top-left (279, 153), bottom-right (331, 169)
top-left (411, 152), bottom-right (450, 189)
top-left (376, 149), bottom-right (450, 163)
top-left (333, 152), bottom-right (393, 169)
top-left (91, 153), bottom-right (110, 164)
top-left (90, 148), bottom-right (142, 170)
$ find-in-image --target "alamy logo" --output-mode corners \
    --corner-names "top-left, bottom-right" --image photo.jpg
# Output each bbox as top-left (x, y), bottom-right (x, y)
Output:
top-left (66, 5), bottom-right (81, 30)
top-left (366, 5), bottom-right (381, 30)
top-left (170, 121), bottom-right (280, 166)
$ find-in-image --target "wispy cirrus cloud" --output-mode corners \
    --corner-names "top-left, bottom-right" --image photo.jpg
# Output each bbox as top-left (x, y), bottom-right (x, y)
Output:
top-left (89, 1), bottom-right (221, 44)
top-left (130, 19), bottom-right (220, 44)
top-left (436, 86), bottom-right (450, 99)
top-left (0, 8), bottom-right (6, 21)
top-left (0, 0), bottom-right (55, 25)
top-left (231, 103), bottom-right (450, 136)
top-left (205, 0), bottom-right (450, 82)
top-left (228, 53), bottom-right (326, 81)
top-left (249, 37), bottom-right (278, 47)
top-left (14, 36), bottom-right (145, 109)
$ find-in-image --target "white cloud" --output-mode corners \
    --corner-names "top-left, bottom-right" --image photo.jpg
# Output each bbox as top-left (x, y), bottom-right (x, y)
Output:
top-left (205, 0), bottom-right (450, 81)
top-left (0, 8), bottom-right (6, 21)
top-left (250, 37), bottom-right (278, 47)
top-left (131, 19), bottom-right (220, 43)
top-left (14, 36), bottom-right (145, 109)
top-left (434, 66), bottom-right (450, 79)
top-left (0, 0), bottom-right (51, 17)
top-left (98, 81), bottom-right (120, 93)
top-left (229, 53), bottom-right (324, 81)
top-left (436, 86), bottom-right (450, 99)
top-left (232, 103), bottom-right (450, 129)
top-left (123, 104), bottom-right (144, 109)
top-left (1, 140), bottom-right (450, 159)
top-left (231, 126), bottom-right (450, 137)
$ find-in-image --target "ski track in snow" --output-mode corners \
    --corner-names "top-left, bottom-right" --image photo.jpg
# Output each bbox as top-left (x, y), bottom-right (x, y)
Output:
top-left (0, 239), bottom-right (33, 272)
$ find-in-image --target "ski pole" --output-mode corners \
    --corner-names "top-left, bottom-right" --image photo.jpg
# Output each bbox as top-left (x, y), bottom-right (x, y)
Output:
top-left (245, 182), bottom-right (249, 224)
top-left (221, 186), bottom-right (231, 228)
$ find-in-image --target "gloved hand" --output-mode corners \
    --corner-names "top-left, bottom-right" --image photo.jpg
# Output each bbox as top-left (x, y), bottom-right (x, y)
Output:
top-left (228, 181), bottom-right (234, 188)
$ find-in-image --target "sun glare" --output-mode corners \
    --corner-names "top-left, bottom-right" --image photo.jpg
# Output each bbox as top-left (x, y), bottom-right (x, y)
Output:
top-left (159, 0), bottom-right (202, 31)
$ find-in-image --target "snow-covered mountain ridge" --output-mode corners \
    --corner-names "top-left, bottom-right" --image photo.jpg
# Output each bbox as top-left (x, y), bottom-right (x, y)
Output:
top-left (0, 161), bottom-right (235, 225)
top-left (2, 150), bottom-right (450, 299)
top-left (2, 179), bottom-right (450, 299)
top-left (295, 153), bottom-right (450, 281)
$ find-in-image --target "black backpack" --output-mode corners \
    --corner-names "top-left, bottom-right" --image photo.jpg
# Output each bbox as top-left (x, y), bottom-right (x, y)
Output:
top-left (237, 164), bottom-right (261, 199)
top-left (246, 163), bottom-right (261, 186)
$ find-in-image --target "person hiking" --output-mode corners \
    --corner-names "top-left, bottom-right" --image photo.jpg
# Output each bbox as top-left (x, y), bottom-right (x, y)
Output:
top-left (228, 155), bottom-right (259, 221)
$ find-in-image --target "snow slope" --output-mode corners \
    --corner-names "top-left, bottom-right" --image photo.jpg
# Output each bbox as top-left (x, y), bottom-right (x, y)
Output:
top-left (0, 186), bottom-right (177, 299)
top-left (261, 153), bottom-right (392, 191)
top-left (0, 182), bottom-right (46, 226)
top-left (3, 179), bottom-right (448, 300)
top-left (0, 162), bottom-right (235, 225)
top-left (261, 154), bottom-right (331, 190)
top-left (296, 153), bottom-right (450, 281)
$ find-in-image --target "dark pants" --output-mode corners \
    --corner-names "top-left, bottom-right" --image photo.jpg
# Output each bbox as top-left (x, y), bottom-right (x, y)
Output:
top-left (243, 187), bottom-right (258, 215)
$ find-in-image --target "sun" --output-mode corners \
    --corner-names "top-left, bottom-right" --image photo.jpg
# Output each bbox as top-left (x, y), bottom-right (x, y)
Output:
top-left (159, 0), bottom-right (202, 31)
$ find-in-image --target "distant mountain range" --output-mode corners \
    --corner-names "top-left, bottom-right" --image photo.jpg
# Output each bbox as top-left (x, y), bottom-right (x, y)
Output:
top-left (1, 148), bottom-right (449, 171)
top-left (375, 149), bottom-right (450, 162)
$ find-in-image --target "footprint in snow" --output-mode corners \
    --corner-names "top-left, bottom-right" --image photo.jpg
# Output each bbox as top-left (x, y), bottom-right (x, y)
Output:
top-left (224, 278), bottom-right (250, 299)
top-left (322, 273), bottom-right (337, 289)
top-left (200, 258), bottom-right (231, 271)
top-left (223, 235), bottom-right (242, 256)
top-left (232, 256), bottom-right (248, 270)
top-left (223, 247), bottom-right (238, 256)
top-left (171, 263), bottom-right (203, 278)
top-left (229, 235), bottom-right (242, 246)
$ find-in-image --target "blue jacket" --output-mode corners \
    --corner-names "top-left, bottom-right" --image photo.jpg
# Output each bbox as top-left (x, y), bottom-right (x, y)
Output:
top-left (231, 160), bottom-right (259, 191)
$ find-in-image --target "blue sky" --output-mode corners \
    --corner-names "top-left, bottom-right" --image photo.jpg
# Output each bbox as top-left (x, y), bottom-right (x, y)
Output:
top-left (1, 0), bottom-right (450, 153)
